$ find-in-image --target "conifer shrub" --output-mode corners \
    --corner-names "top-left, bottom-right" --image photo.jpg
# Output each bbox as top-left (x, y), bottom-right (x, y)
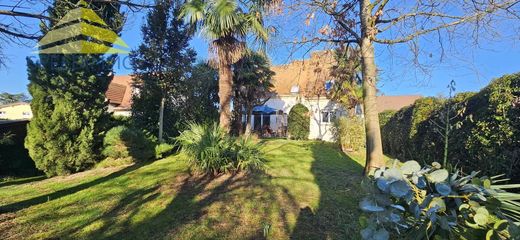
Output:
top-left (288, 103), bottom-right (310, 140)
top-left (100, 126), bottom-right (154, 167)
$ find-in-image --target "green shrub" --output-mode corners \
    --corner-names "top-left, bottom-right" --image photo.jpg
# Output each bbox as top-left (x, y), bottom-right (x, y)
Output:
top-left (101, 126), bottom-right (154, 166)
top-left (382, 73), bottom-right (520, 181)
top-left (332, 116), bottom-right (365, 152)
top-left (360, 161), bottom-right (520, 239)
top-left (288, 103), bottom-right (310, 140)
top-left (176, 122), bottom-right (265, 174)
top-left (155, 143), bottom-right (175, 159)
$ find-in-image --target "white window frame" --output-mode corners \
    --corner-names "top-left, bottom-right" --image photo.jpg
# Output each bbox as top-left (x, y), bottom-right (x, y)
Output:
top-left (321, 110), bottom-right (336, 123)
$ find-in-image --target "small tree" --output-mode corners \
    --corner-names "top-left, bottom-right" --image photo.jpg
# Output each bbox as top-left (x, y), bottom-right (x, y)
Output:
top-left (131, 0), bottom-right (196, 141)
top-left (288, 104), bottom-right (310, 140)
top-left (233, 51), bottom-right (275, 136)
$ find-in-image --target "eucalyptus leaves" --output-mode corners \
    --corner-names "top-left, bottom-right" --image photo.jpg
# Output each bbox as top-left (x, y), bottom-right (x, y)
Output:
top-left (359, 160), bottom-right (520, 240)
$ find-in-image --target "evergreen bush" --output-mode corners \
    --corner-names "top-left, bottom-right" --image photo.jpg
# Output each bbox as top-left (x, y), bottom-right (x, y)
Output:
top-left (288, 103), bottom-right (310, 140)
top-left (101, 126), bottom-right (154, 166)
top-left (25, 1), bottom-right (124, 176)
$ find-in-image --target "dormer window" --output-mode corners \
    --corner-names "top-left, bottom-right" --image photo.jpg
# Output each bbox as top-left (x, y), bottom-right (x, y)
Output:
top-left (290, 85), bottom-right (300, 94)
top-left (325, 80), bottom-right (334, 92)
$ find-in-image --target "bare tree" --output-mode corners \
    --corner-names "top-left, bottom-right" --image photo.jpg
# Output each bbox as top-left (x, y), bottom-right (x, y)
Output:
top-left (283, 0), bottom-right (520, 174)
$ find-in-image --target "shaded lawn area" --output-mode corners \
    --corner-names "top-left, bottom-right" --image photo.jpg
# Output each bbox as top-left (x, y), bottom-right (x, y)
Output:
top-left (0, 140), bottom-right (365, 240)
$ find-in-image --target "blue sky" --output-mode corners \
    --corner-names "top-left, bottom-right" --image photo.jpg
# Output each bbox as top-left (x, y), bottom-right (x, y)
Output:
top-left (1, 6), bottom-right (519, 98)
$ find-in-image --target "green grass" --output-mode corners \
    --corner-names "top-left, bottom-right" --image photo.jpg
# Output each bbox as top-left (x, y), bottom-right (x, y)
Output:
top-left (0, 140), bottom-right (366, 240)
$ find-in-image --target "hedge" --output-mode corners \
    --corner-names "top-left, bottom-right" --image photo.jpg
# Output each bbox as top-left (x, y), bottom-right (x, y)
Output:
top-left (381, 73), bottom-right (520, 181)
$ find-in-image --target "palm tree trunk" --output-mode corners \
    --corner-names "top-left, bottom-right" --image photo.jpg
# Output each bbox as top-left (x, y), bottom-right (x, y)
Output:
top-left (218, 57), bottom-right (233, 132)
top-left (360, 0), bottom-right (384, 175)
top-left (245, 106), bottom-right (253, 136)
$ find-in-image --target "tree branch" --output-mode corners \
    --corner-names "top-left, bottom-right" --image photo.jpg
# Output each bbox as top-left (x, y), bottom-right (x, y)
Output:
top-left (373, 1), bottom-right (520, 44)
top-left (0, 25), bottom-right (40, 40)
top-left (0, 10), bottom-right (50, 20)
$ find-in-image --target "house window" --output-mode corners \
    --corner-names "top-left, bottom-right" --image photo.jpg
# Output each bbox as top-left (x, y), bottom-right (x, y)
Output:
top-left (322, 111), bottom-right (335, 123)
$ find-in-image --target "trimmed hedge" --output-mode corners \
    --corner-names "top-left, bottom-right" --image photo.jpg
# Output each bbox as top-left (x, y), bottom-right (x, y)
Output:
top-left (288, 103), bottom-right (310, 140)
top-left (382, 97), bottom-right (444, 160)
top-left (381, 73), bottom-right (520, 181)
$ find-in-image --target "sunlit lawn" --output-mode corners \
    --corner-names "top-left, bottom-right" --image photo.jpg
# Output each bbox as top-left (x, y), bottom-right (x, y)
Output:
top-left (0, 140), bottom-right (366, 240)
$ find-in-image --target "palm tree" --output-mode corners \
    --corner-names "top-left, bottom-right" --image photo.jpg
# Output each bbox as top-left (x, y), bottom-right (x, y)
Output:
top-left (233, 51), bottom-right (275, 136)
top-left (180, 0), bottom-right (273, 132)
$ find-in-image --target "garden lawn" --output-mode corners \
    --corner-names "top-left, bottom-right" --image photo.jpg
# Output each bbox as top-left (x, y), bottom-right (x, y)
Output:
top-left (0, 140), bottom-right (365, 240)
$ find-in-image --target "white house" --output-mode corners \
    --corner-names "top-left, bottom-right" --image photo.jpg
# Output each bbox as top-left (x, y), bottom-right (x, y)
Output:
top-left (245, 50), bottom-right (422, 142)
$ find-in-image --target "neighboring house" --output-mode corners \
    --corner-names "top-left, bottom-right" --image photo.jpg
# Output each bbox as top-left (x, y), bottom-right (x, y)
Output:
top-left (0, 102), bottom-right (33, 120)
top-left (247, 50), bottom-right (422, 142)
top-left (1, 76), bottom-right (134, 120)
top-left (376, 95), bottom-right (422, 112)
top-left (106, 75), bottom-right (133, 117)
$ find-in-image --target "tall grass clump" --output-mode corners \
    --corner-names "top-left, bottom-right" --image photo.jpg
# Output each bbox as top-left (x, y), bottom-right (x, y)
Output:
top-left (176, 122), bottom-right (265, 175)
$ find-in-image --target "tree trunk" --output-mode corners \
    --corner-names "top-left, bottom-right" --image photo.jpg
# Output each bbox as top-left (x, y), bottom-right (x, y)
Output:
top-left (235, 101), bottom-right (244, 135)
top-left (218, 57), bottom-right (233, 132)
top-left (244, 106), bottom-right (253, 136)
top-left (360, 0), bottom-right (385, 175)
top-left (158, 97), bottom-right (165, 142)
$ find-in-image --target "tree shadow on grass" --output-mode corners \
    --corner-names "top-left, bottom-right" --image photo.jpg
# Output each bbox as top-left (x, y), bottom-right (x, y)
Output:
top-left (82, 171), bottom-right (256, 239)
top-left (0, 175), bottom-right (47, 188)
top-left (290, 141), bottom-right (365, 240)
top-left (0, 163), bottom-right (148, 214)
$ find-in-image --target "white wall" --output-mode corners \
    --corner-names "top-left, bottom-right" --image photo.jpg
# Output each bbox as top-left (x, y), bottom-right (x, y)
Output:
top-left (254, 95), bottom-right (345, 142)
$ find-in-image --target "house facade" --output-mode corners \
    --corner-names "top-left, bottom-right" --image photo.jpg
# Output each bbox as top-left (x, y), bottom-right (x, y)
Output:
top-left (0, 102), bottom-right (33, 120)
top-left (246, 50), bottom-right (421, 142)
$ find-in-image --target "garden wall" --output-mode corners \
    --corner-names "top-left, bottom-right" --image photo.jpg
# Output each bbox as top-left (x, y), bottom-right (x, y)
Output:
top-left (381, 73), bottom-right (520, 181)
